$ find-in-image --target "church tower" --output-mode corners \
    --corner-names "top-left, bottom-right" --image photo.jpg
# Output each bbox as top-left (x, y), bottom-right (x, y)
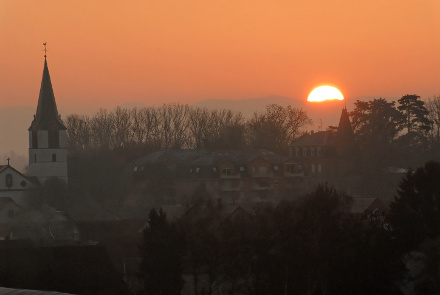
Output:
top-left (28, 54), bottom-right (68, 184)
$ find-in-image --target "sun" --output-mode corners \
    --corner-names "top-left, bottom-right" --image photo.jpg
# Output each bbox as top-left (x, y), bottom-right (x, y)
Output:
top-left (307, 86), bottom-right (344, 102)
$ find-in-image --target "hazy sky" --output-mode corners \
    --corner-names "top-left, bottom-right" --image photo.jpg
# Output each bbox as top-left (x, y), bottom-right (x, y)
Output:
top-left (1, 0), bottom-right (440, 112)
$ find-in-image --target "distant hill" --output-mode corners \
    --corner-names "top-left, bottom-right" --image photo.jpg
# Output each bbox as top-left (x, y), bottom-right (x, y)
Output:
top-left (193, 96), bottom-right (346, 129)
top-left (192, 95), bottom-right (301, 118)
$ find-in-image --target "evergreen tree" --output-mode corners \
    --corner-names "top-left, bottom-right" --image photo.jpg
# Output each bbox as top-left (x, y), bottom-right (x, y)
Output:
top-left (139, 208), bottom-right (185, 295)
top-left (397, 94), bottom-right (431, 146)
top-left (389, 161), bottom-right (440, 254)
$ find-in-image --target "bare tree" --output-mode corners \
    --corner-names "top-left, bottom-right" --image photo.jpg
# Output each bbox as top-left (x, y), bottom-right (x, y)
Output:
top-left (66, 114), bottom-right (91, 152)
top-left (426, 94), bottom-right (440, 144)
top-left (248, 104), bottom-right (312, 153)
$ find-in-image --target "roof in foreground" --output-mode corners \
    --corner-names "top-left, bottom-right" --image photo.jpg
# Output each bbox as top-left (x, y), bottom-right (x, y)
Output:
top-left (0, 287), bottom-right (76, 295)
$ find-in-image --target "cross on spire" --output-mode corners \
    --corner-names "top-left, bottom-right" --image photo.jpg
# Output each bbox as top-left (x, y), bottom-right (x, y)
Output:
top-left (7, 157), bottom-right (10, 166)
top-left (43, 42), bottom-right (48, 58)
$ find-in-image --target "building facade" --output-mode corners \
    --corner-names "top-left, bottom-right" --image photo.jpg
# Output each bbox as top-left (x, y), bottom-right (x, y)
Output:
top-left (126, 149), bottom-right (305, 206)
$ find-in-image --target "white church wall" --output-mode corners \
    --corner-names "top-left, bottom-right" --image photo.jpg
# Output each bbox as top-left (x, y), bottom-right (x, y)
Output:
top-left (0, 168), bottom-right (32, 191)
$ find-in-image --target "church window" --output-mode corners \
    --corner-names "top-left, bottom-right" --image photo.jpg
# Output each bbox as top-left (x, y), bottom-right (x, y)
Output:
top-left (49, 131), bottom-right (59, 148)
top-left (5, 174), bottom-right (13, 188)
top-left (52, 153), bottom-right (57, 162)
top-left (20, 180), bottom-right (27, 188)
top-left (32, 130), bottom-right (38, 148)
top-left (34, 154), bottom-right (37, 163)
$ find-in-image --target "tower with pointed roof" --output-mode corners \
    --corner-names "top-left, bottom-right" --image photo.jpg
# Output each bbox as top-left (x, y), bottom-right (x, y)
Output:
top-left (335, 106), bottom-right (355, 156)
top-left (28, 55), bottom-right (68, 184)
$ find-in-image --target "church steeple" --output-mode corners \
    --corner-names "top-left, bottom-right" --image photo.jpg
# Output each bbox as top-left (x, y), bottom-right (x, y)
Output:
top-left (335, 107), bottom-right (355, 159)
top-left (28, 50), bottom-right (68, 184)
top-left (336, 107), bottom-right (354, 142)
top-left (29, 57), bottom-right (66, 132)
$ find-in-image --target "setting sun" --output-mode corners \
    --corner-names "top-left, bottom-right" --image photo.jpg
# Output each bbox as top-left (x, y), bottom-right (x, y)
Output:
top-left (307, 86), bottom-right (344, 102)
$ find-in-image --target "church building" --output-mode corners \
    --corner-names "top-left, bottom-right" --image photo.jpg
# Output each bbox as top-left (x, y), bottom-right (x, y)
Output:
top-left (28, 55), bottom-right (68, 184)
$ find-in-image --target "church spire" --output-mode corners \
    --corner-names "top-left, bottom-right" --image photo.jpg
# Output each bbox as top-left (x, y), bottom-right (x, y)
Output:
top-left (29, 55), bottom-right (66, 131)
top-left (336, 107), bottom-right (354, 144)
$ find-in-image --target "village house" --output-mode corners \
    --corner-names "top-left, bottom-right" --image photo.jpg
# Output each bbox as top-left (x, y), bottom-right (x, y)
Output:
top-left (125, 149), bottom-right (305, 207)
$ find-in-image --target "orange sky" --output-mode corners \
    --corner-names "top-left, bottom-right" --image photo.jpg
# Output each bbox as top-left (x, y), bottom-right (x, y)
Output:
top-left (1, 0), bottom-right (440, 113)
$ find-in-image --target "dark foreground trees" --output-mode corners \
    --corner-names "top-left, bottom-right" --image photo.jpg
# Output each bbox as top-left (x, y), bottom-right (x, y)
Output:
top-left (141, 184), bottom-right (403, 295)
top-left (388, 161), bottom-right (440, 294)
top-left (139, 208), bottom-right (185, 295)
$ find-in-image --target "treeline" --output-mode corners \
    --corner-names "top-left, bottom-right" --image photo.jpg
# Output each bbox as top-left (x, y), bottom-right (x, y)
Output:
top-left (66, 104), bottom-right (311, 156)
top-left (140, 161), bottom-right (440, 295)
top-left (350, 94), bottom-right (440, 169)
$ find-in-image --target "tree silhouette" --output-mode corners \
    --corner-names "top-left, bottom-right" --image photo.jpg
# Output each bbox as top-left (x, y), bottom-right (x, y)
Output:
top-left (397, 94), bottom-right (431, 147)
top-left (139, 208), bottom-right (185, 295)
top-left (389, 161), bottom-right (440, 254)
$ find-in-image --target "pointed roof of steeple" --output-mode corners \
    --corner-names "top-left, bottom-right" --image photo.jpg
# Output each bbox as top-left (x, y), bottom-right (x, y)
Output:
top-left (29, 58), bottom-right (66, 131)
top-left (336, 107), bottom-right (354, 143)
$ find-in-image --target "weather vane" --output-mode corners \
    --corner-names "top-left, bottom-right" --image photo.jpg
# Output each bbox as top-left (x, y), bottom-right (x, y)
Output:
top-left (43, 42), bottom-right (48, 58)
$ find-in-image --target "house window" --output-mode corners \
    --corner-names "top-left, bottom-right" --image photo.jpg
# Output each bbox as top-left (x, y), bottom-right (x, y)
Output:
top-left (196, 168), bottom-right (200, 173)
top-left (240, 179), bottom-right (244, 186)
top-left (5, 174), bottom-right (13, 188)
top-left (289, 148), bottom-right (292, 157)
top-left (318, 164), bottom-right (322, 173)
top-left (258, 166), bottom-right (267, 173)
top-left (52, 153), bottom-right (57, 162)
top-left (295, 148), bottom-right (300, 157)
top-left (274, 165), bottom-right (279, 171)
top-left (7, 209), bottom-right (14, 218)
top-left (213, 167), bottom-right (217, 172)
top-left (252, 166), bottom-right (256, 173)
top-left (311, 148), bottom-right (315, 156)
top-left (317, 147), bottom-right (322, 156)
top-left (311, 164), bottom-right (315, 173)
top-left (133, 166), bottom-right (138, 172)
top-left (222, 168), bottom-right (231, 175)
top-left (286, 164), bottom-right (295, 174)
top-left (302, 148), bottom-right (307, 157)
top-left (239, 166), bottom-right (244, 172)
